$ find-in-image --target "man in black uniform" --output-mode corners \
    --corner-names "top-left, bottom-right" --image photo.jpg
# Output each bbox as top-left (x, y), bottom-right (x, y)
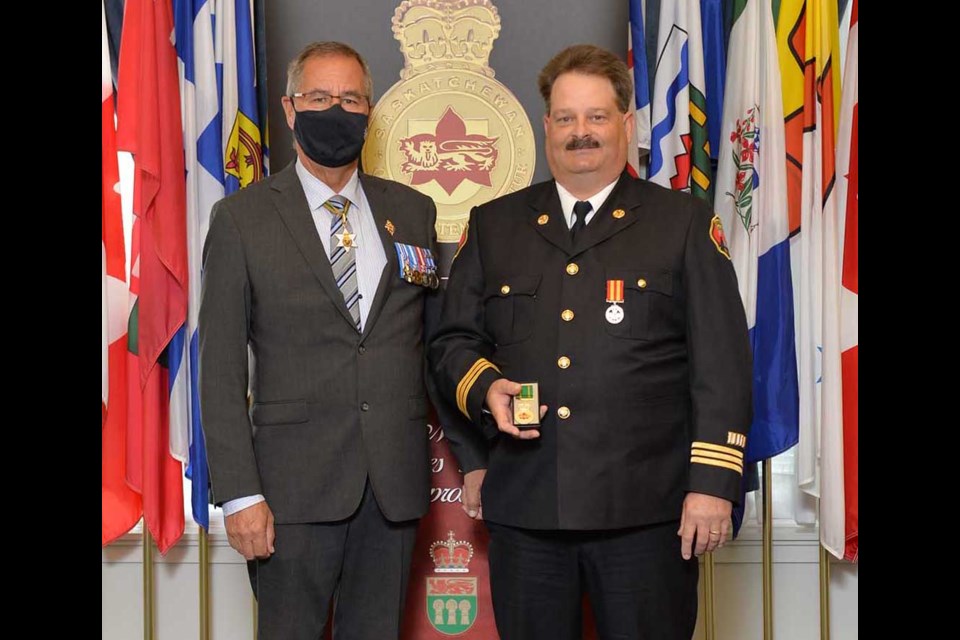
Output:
top-left (429, 45), bottom-right (752, 640)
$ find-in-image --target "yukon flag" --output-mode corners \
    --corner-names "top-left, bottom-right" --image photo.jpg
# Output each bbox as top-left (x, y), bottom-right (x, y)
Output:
top-left (715, 0), bottom-right (798, 465)
top-left (777, 0), bottom-right (844, 557)
top-left (627, 0), bottom-right (651, 177)
top-left (173, 0), bottom-right (223, 529)
top-left (835, 0), bottom-right (858, 562)
top-left (103, 0), bottom-right (142, 545)
top-left (649, 0), bottom-right (713, 201)
top-left (117, 0), bottom-right (187, 553)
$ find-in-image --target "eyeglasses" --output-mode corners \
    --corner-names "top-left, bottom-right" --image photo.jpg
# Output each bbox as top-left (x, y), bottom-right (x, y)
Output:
top-left (290, 91), bottom-right (369, 112)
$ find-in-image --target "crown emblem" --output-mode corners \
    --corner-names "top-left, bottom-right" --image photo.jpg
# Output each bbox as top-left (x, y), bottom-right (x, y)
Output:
top-left (429, 531), bottom-right (475, 573)
top-left (364, 0), bottom-right (535, 244)
top-left (392, 0), bottom-right (501, 79)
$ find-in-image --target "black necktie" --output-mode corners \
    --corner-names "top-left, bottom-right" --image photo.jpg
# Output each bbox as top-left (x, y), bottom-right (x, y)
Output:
top-left (571, 200), bottom-right (591, 242)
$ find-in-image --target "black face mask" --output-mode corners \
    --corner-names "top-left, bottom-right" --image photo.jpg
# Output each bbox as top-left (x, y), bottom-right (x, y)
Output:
top-left (292, 104), bottom-right (369, 168)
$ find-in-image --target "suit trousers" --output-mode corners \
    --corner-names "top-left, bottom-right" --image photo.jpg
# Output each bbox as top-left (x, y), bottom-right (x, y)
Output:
top-left (248, 481), bottom-right (418, 640)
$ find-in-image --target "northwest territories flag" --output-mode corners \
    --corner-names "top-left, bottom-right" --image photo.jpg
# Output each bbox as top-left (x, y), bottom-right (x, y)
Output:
top-left (649, 0), bottom-right (713, 201)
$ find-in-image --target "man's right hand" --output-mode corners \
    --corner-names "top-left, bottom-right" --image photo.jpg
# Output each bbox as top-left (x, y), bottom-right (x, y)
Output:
top-left (225, 501), bottom-right (276, 560)
top-left (485, 378), bottom-right (546, 440)
top-left (462, 469), bottom-right (486, 519)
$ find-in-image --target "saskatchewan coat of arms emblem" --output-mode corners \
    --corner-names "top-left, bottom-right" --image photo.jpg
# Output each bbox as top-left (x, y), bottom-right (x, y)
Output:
top-left (362, 0), bottom-right (536, 243)
top-left (425, 531), bottom-right (477, 634)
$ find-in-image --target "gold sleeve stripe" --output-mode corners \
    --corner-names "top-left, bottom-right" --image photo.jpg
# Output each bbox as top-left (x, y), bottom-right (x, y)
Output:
top-left (691, 448), bottom-right (744, 467)
top-left (690, 456), bottom-right (744, 475)
top-left (456, 358), bottom-right (500, 417)
top-left (456, 360), bottom-right (488, 415)
top-left (691, 441), bottom-right (744, 459)
top-left (726, 432), bottom-right (747, 448)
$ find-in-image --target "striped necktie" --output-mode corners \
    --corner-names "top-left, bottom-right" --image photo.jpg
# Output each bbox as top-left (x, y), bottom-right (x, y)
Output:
top-left (323, 195), bottom-right (361, 329)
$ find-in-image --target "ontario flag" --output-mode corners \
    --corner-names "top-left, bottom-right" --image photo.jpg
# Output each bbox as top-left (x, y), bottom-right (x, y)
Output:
top-left (116, 0), bottom-right (187, 553)
top-left (103, 0), bottom-right (142, 546)
top-left (834, 0), bottom-right (858, 562)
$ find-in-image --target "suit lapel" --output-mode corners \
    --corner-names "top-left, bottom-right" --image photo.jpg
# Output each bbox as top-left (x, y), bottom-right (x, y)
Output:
top-left (528, 181), bottom-right (574, 256)
top-left (358, 173), bottom-right (399, 339)
top-left (271, 164), bottom-right (359, 330)
top-left (571, 172), bottom-right (644, 257)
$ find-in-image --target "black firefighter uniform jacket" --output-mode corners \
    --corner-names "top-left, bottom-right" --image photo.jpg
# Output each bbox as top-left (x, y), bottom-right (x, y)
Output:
top-left (429, 172), bottom-right (753, 531)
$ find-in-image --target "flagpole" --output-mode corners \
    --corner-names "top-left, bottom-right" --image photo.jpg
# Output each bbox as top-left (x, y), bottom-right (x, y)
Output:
top-left (819, 546), bottom-right (831, 639)
top-left (252, 594), bottom-right (258, 638)
top-left (143, 529), bottom-right (155, 640)
top-left (703, 553), bottom-right (717, 640)
top-left (199, 526), bottom-right (210, 640)
top-left (762, 459), bottom-right (773, 640)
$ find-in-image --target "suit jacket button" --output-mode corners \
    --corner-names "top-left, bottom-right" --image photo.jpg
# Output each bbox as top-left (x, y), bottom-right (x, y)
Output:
top-left (361, 402), bottom-right (370, 412)
top-left (358, 345), bottom-right (366, 354)
top-left (566, 263), bottom-right (580, 276)
top-left (561, 309), bottom-right (575, 322)
top-left (557, 356), bottom-right (571, 369)
top-left (557, 406), bottom-right (571, 419)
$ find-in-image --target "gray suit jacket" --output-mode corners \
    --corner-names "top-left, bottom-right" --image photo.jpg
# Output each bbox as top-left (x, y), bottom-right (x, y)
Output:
top-left (199, 163), bottom-right (438, 523)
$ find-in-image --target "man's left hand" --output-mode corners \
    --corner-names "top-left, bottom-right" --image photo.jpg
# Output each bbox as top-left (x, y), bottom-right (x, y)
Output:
top-left (678, 493), bottom-right (732, 559)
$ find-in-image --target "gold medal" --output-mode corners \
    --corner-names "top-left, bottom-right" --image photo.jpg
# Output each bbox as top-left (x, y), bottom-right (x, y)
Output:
top-left (513, 383), bottom-right (540, 427)
top-left (335, 230), bottom-right (356, 251)
top-left (334, 213), bottom-right (357, 252)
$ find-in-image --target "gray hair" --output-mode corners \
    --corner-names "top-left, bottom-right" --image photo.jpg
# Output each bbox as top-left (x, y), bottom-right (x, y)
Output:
top-left (285, 41), bottom-right (374, 100)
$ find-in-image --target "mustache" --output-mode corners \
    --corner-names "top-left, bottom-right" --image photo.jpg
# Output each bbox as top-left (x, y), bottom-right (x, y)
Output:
top-left (565, 135), bottom-right (600, 151)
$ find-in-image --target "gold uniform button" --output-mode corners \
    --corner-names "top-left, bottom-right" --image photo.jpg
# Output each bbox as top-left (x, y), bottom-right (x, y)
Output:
top-left (637, 278), bottom-right (647, 288)
top-left (557, 356), bottom-right (571, 369)
top-left (537, 214), bottom-right (549, 225)
top-left (561, 309), bottom-right (575, 322)
top-left (557, 406), bottom-right (571, 419)
top-left (500, 284), bottom-right (511, 295)
top-left (566, 263), bottom-right (580, 276)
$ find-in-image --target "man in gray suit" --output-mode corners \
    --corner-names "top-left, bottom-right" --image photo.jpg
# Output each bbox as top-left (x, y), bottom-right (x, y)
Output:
top-left (199, 42), bottom-right (439, 639)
